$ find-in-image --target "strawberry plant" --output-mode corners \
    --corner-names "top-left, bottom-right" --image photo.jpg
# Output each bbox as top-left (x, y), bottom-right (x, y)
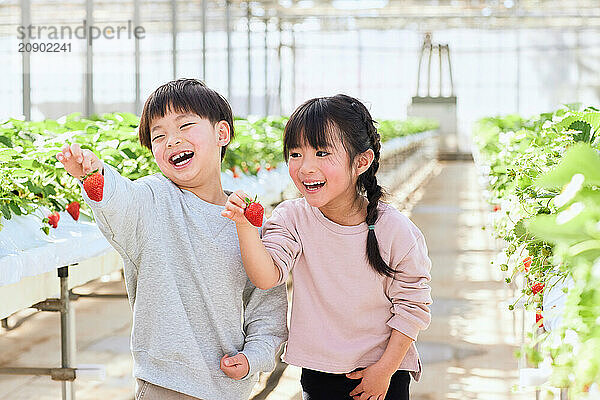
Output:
top-left (473, 104), bottom-right (600, 397)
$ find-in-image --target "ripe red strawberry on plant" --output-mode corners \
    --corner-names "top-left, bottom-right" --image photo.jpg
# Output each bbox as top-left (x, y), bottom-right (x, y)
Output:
top-left (535, 309), bottom-right (544, 328)
top-left (83, 171), bottom-right (104, 202)
top-left (244, 196), bottom-right (264, 227)
top-left (47, 211), bottom-right (60, 228)
top-left (67, 201), bottom-right (80, 221)
top-left (493, 204), bottom-right (501, 212)
top-left (522, 256), bottom-right (532, 272)
top-left (531, 282), bottom-right (544, 295)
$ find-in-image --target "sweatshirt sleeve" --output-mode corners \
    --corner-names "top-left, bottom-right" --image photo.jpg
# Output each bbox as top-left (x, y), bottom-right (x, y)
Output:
top-left (385, 229), bottom-right (433, 341)
top-left (262, 205), bottom-right (302, 286)
top-left (239, 279), bottom-right (288, 379)
top-left (78, 162), bottom-right (153, 301)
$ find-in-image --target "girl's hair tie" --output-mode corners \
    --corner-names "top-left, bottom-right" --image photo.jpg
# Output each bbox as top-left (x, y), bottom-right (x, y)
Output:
top-left (368, 225), bottom-right (375, 230)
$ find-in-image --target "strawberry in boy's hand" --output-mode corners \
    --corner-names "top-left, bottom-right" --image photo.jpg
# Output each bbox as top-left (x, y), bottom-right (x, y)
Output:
top-left (83, 171), bottom-right (104, 202)
top-left (244, 197), bottom-right (264, 227)
top-left (67, 201), bottom-right (80, 221)
top-left (47, 211), bottom-right (60, 228)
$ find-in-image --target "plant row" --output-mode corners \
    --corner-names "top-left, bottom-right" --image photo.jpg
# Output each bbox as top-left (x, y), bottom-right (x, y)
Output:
top-left (472, 105), bottom-right (600, 397)
top-left (0, 113), bottom-right (438, 232)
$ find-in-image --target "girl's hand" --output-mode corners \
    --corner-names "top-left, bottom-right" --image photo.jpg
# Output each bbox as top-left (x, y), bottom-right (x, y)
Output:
top-left (56, 143), bottom-right (103, 179)
top-left (220, 353), bottom-right (249, 380)
top-left (347, 363), bottom-right (394, 400)
top-left (221, 190), bottom-right (253, 228)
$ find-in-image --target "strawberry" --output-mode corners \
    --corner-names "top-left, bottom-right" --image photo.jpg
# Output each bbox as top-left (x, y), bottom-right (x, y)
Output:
top-left (244, 196), bottom-right (264, 227)
top-left (535, 309), bottom-right (544, 328)
top-left (522, 256), bottom-right (532, 272)
top-left (83, 171), bottom-right (104, 202)
top-left (531, 282), bottom-right (545, 295)
top-left (493, 204), bottom-right (501, 212)
top-left (67, 201), bottom-right (80, 221)
top-left (47, 211), bottom-right (60, 228)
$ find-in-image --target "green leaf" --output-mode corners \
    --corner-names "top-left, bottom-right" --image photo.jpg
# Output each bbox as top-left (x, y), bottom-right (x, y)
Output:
top-left (8, 202), bottom-right (22, 216)
top-left (0, 204), bottom-right (11, 220)
top-left (0, 135), bottom-right (13, 147)
top-left (534, 143), bottom-right (600, 189)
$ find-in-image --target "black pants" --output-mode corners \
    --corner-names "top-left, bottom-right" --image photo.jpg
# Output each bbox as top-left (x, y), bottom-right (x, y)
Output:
top-left (301, 368), bottom-right (411, 400)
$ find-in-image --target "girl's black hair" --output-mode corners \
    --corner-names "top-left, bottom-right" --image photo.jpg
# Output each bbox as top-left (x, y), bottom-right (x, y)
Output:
top-left (138, 78), bottom-right (234, 160)
top-left (283, 94), bottom-right (395, 278)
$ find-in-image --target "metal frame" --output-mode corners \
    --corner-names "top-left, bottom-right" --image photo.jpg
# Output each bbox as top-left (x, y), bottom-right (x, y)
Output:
top-left (0, 265), bottom-right (78, 400)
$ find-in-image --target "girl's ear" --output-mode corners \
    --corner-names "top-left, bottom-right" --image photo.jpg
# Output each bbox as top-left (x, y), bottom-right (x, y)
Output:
top-left (355, 149), bottom-right (375, 176)
top-left (215, 120), bottom-right (231, 147)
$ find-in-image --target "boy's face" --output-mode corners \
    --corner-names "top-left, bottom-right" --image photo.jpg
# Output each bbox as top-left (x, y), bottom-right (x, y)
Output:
top-left (149, 111), bottom-right (230, 188)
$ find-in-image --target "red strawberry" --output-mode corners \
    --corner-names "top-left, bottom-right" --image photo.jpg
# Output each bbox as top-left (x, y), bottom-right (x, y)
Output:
top-left (48, 211), bottom-right (60, 228)
top-left (535, 309), bottom-right (544, 328)
top-left (67, 201), bottom-right (80, 221)
top-left (493, 204), bottom-right (501, 212)
top-left (83, 171), bottom-right (104, 202)
top-left (522, 256), bottom-right (532, 272)
top-left (244, 197), bottom-right (264, 227)
top-left (531, 282), bottom-right (545, 295)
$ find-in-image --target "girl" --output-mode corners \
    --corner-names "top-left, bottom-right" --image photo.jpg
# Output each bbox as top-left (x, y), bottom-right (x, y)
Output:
top-left (222, 94), bottom-right (432, 400)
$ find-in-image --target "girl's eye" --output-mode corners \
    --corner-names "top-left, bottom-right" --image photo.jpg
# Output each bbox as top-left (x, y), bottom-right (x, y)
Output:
top-left (151, 134), bottom-right (165, 142)
top-left (289, 153), bottom-right (301, 158)
top-left (316, 151), bottom-right (329, 157)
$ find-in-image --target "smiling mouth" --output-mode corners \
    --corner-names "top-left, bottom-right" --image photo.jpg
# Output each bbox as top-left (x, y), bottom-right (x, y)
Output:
top-left (303, 180), bottom-right (326, 192)
top-left (169, 151), bottom-right (194, 167)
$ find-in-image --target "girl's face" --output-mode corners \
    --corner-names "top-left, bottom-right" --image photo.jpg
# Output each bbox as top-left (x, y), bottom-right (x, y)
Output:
top-left (287, 140), bottom-right (359, 210)
top-left (149, 111), bottom-right (230, 188)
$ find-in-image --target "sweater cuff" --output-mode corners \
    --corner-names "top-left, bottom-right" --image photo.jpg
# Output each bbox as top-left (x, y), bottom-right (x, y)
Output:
top-left (386, 316), bottom-right (421, 341)
top-left (239, 346), bottom-right (272, 381)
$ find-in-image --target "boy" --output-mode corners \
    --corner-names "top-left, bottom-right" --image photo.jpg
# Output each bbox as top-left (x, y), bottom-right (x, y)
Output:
top-left (56, 79), bottom-right (288, 400)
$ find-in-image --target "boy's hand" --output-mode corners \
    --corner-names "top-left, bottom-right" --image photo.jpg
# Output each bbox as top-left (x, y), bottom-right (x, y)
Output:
top-left (220, 353), bottom-right (249, 380)
top-left (56, 143), bottom-right (103, 179)
top-left (347, 363), bottom-right (394, 400)
top-left (221, 190), bottom-right (253, 228)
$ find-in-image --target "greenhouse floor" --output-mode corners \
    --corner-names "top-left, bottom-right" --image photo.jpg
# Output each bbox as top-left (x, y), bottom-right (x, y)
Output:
top-left (0, 160), bottom-right (534, 400)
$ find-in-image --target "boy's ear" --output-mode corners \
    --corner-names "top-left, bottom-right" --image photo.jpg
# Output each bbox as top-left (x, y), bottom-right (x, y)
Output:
top-left (215, 120), bottom-right (231, 147)
top-left (355, 149), bottom-right (375, 176)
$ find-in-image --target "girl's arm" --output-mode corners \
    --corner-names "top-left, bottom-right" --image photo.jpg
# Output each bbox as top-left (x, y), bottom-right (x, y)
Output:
top-left (222, 190), bottom-right (280, 290)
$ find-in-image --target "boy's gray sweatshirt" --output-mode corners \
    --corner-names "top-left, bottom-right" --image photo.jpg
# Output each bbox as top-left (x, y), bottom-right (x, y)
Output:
top-left (79, 164), bottom-right (288, 400)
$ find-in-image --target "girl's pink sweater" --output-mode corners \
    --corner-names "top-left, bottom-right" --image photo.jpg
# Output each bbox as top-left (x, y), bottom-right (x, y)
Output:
top-left (262, 198), bottom-right (432, 381)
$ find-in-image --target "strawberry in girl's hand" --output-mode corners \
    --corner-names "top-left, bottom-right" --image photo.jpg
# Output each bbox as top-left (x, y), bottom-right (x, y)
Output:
top-left (244, 197), bottom-right (264, 227)
top-left (47, 211), bottom-right (60, 228)
top-left (67, 201), bottom-right (80, 221)
top-left (531, 282), bottom-right (545, 295)
top-left (83, 171), bottom-right (104, 202)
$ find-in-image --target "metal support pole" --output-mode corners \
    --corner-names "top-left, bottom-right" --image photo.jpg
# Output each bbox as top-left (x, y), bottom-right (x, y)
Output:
top-left (357, 29), bottom-right (362, 97)
top-left (560, 388), bottom-right (569, 400)
top-left (438, 44), bottom-right (442, 97)
top-left (426, 40), bottom-right (432, 97)
top-left (202, 0), bottom-right (207, 80)
top-left (226, 0), bottom-right (232, 100)
top-left (277, 19), bottom-right (282, 115)
top-left (85, 0), bottom-right (94, 117)
top-left (415, 34), bottom-right (427, 96)
top-left (264, 18), bottom-right (268, 116)
top-left (171, 0), bottom-right (177, 79)
top-left (247, 2), bottom-right (252, 115)
top-left (58, 266), bottom-right (76, 400)
top-left (446, 45), bottom-right (455, 96)
top-left (134, 0), bottom-right (141, 114)
top-left (20, 0), bottom-right (31, 120)
top-left (291, 26), bottom-right (296, 110)
top-left (516, 29), bottom-right (521, 113)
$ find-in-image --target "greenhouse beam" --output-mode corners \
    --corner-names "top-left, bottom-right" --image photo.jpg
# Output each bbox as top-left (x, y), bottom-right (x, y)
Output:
top-left (20, 0), bottom-right (31, 120)
top-left (84, 0), bottom-right (94, 117)
top-left (247, 1), bottom-right (252, 115)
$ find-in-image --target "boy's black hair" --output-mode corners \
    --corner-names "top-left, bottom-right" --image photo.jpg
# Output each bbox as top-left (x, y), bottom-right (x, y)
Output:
top-left (283, 94), bottom-right (395, 278)
top-left (138, 78), bottom-right (234, 160)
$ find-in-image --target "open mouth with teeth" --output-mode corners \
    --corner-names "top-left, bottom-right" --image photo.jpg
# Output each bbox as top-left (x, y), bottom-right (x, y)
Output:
top-left (303, 180), bottom-right (326, 192)
top-left (169, 150), bottom-right (195, 168)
